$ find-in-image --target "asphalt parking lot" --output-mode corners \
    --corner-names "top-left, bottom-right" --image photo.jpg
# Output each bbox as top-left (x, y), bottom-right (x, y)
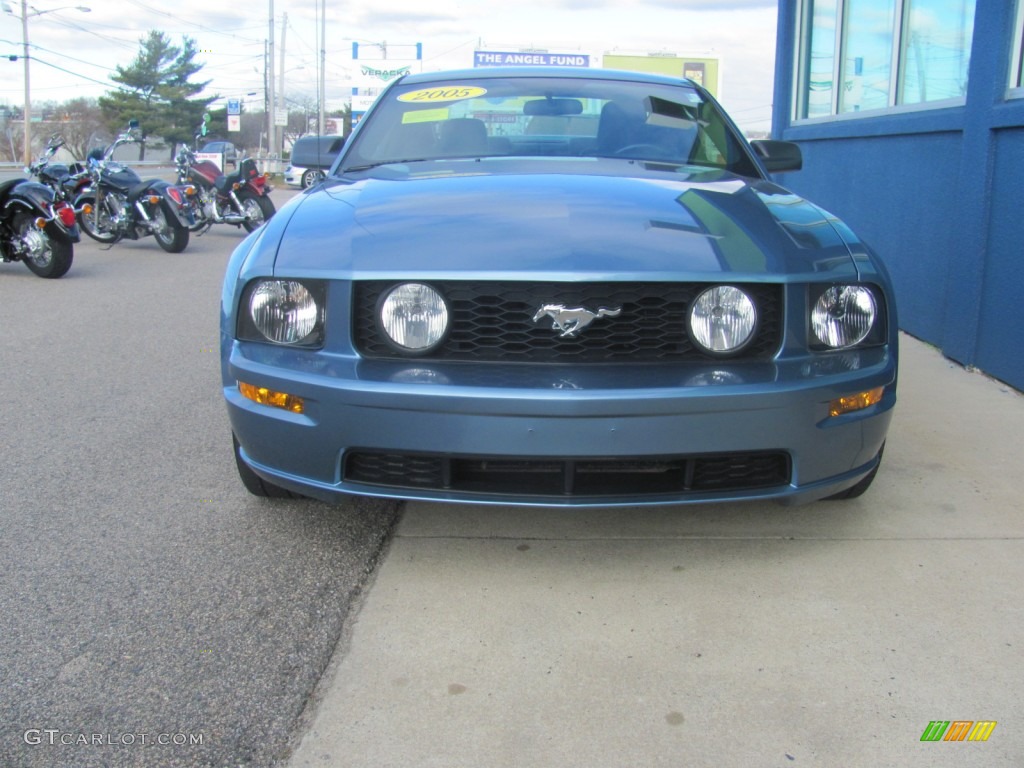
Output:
top-left (0, 188), bottom-right (399, 768)
top-left (2, 184), bottom-right (1022, 767)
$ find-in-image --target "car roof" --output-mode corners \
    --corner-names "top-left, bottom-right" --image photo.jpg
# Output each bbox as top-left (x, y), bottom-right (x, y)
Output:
top-left (397, 66), bottom-right (699, 89)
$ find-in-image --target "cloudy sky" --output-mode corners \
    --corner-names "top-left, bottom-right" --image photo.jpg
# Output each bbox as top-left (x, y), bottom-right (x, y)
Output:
top-left (1, 0), bottom-right (779, 132)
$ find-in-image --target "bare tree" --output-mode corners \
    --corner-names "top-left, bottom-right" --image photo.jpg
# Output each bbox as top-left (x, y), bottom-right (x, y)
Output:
top-left (50, 97), bottom-right (108, 160)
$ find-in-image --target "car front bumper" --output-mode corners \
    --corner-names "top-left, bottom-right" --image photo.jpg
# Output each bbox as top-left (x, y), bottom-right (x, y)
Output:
top-left (225, 343), bottom-right (896, 507)
top-left (283, 166), bottom-right (303, 187)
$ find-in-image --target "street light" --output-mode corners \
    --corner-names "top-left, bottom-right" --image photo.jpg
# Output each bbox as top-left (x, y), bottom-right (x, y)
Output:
top-left (2, 1), bottom-right (91, 166)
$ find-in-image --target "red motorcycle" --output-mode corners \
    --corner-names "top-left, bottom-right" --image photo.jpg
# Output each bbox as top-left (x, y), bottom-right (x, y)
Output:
top-left (175, 146), bottom-right (275, 234)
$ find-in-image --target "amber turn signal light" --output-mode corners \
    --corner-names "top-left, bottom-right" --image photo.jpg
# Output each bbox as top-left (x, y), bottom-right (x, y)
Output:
top-left (238, 381), bottom-right (305, 414)
top-left (830, 387), bottom-right (884, 417)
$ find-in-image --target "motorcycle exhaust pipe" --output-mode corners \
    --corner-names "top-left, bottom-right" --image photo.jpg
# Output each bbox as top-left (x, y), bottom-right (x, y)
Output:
top-left (135, 195), bottom-right (162, 228)
top-left (228, 190), bottom-right (250, 221)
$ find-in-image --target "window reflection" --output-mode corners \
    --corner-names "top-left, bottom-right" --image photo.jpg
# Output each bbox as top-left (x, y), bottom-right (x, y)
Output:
top-left (806, 0), bottom-right (838, 117)
top-left (900, 0), bottom-right (975, 104)
top-left (839, 0), bottom-right (896, 113)
top-left (798, 0), bottom-right (976, 118)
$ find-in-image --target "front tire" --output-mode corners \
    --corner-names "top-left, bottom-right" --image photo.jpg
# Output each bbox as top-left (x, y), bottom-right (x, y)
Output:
top-left (233, 434), bottom-right (304, 499)
top-left (151, 203), bottom-right (190, 253)
top-left (16, 213), bottom-right (73, 278)
top-left (78, 196), bottom-right (119, 243)
top-left (240, 193), bottom-right (275, 233)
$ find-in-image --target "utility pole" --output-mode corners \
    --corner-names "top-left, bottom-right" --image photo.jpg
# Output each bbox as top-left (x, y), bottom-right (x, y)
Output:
top-left (19, 0), bottom-right (30, 167)
top-left (278, 11), bottom-right (286, 156)
top-left (318, 0), bottom-right (326, 136)
top-left (267, 0), bottom-right (275, 162)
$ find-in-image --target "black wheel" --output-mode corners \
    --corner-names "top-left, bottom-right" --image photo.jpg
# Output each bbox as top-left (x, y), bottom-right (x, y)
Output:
top-left (151, 203), bottom-right (190, 253)
top-left (825, 443), bottom-right (885, 501)
top-left (240, 194), bottom-right (275, 233)
top-left (233, 434), bottom-right (304, 499)
top-left (301, 169), bottom-right (325, 189)
top-left (78, 195), bottom-right (119, 243)
top-left (15, 212), bottom-right (73, 278)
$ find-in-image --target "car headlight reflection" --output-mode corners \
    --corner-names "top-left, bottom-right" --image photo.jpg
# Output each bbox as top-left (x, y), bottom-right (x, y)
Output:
top-left (811, 286), bottom-right (877, 349)
top-left (688, 285), bottom-right (757, 355)
top-left (379, 283), bottom-right (449, 353)
top-left (246, 280), bottom-right (323, 346)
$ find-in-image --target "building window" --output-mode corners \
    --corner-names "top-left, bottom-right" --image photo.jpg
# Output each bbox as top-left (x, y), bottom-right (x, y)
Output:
top-left (1012, 1), bottom-right (1024, 91)
top-left (805, 2), bottom-right (839, 118)
top-left (900, 0), bottom-right (974, 104)
top-left (839, 0), bottom-right (897, 113)
top-left (796, 0), bottom-right (975, 119)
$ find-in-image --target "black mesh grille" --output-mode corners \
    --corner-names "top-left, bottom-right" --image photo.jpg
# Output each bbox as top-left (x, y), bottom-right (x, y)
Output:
top-left (353, 281), bottom-right (783, 363)
top-left (344, 451), bottom-right (791, 498)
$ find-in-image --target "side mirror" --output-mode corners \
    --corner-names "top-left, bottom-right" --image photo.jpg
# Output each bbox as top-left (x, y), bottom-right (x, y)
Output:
top-left (128, 119), bottom-right (140, 130)
top-left (751, 140), bottom-right (803, 173)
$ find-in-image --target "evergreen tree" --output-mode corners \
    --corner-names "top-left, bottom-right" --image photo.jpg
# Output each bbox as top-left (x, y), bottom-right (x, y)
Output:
top-left (98, 30), bottom-right (216, 160)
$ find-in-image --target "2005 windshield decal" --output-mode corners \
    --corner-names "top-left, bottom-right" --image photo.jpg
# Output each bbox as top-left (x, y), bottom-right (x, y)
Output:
top-left (398, 86), bottom-right (487, 103)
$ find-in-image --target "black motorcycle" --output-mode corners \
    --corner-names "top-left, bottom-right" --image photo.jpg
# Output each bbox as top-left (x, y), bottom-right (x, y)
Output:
top-left (74, 121), bottom-right (194, 253)
top-left (0, 171), bottom-right (80, 279)
top-left (27, 134), bottom-right (92, 207)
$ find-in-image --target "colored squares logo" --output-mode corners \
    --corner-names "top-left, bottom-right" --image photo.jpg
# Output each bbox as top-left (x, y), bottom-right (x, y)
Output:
top-left (921, 721), bottom-right (997, 742)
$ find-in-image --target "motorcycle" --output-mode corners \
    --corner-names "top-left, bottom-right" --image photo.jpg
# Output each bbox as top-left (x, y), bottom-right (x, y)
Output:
top-left (175, 143), bottom-right (275, 234)
top-left (0, 166), bottom-right (81, 279)
top-left (27, 134), bottom-right (92, 207)
top-left (74, 121), bottom-right (195, 253)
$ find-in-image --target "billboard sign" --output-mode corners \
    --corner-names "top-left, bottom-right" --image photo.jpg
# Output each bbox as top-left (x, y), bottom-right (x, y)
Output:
top-left (353, 63), bottom-right (417, 89)
top-left (602, 54), bottom-right (720, 98)
top-left (474, 51), bottom-right (589, 68)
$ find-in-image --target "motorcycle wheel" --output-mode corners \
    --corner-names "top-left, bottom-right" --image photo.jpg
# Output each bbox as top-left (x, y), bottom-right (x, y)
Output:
top-left (240, 194), bottom-right (276, 233)
top-left (78, 196), bottom-right (119, 243)
top-left (151, 204), bottom-right (190, 253)
top-left (16, 212), bottom-right (73, 278)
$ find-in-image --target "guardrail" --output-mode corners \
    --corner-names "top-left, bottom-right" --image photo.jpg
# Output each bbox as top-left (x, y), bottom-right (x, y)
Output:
top-left (0, 160), bottom-right (286, 180)
top-left (0, 160), bottom-right (175, 168)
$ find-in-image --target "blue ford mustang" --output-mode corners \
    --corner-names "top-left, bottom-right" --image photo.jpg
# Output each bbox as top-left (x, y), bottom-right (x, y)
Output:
top-left (221, 67), bottom-right (897, 507)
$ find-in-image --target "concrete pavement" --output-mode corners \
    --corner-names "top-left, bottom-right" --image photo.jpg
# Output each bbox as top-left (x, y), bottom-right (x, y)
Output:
top-left (287, 334), bottom-right (1023, 768)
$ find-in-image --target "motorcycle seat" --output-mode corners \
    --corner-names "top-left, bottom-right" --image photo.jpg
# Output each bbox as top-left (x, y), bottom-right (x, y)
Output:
top-left (127, 181), bottom-right (156, 203)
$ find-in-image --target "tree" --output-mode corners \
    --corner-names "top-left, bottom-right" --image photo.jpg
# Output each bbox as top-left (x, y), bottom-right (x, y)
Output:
top-left (98, 30), bottom-right (216, 160)
top-left (52, 97), bottom-right (107, 160)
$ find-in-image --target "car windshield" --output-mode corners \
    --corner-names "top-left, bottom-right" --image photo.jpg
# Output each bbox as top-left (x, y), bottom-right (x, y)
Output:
top-left (341, 74), bottom-right (759, 176)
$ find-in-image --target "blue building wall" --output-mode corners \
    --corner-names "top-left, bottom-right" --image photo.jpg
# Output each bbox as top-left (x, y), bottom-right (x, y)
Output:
top-left (773, 0), bottom-right (1024, 390)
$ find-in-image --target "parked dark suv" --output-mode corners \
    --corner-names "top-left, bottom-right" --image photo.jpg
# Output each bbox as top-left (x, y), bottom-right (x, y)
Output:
top-left (285, 135), bottom-right (346, 188)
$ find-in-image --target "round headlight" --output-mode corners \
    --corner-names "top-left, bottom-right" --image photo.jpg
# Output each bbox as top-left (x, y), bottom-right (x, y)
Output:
top-left (811, 286), bottom-right (876, 348)
top-left (249, 280), bottom-right (319, 344)
top-left (379, 283), bottom-right (449, 352)
top-left (688, 285), bottom-right (757, 354)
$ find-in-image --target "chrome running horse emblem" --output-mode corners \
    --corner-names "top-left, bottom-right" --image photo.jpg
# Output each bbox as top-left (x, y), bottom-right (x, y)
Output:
top-left (532, 303), bottom-right (622, 338)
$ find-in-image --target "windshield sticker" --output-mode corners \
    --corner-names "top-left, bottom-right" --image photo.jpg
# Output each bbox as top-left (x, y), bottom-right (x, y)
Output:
top-left (402, 108), bottom-right (450, 124)
top-left (398, 86), bottom-right (488, 104)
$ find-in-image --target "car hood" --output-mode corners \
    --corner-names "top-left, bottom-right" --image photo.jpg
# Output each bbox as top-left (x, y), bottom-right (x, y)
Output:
top-left (265, 164), bottom-right (862, 280)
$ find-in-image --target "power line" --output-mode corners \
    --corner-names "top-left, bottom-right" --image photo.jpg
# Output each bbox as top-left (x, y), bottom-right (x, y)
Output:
top-left (119, 0), bottom-right (265, 43)
top-left (17, 56), bottom-right (129, 91)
